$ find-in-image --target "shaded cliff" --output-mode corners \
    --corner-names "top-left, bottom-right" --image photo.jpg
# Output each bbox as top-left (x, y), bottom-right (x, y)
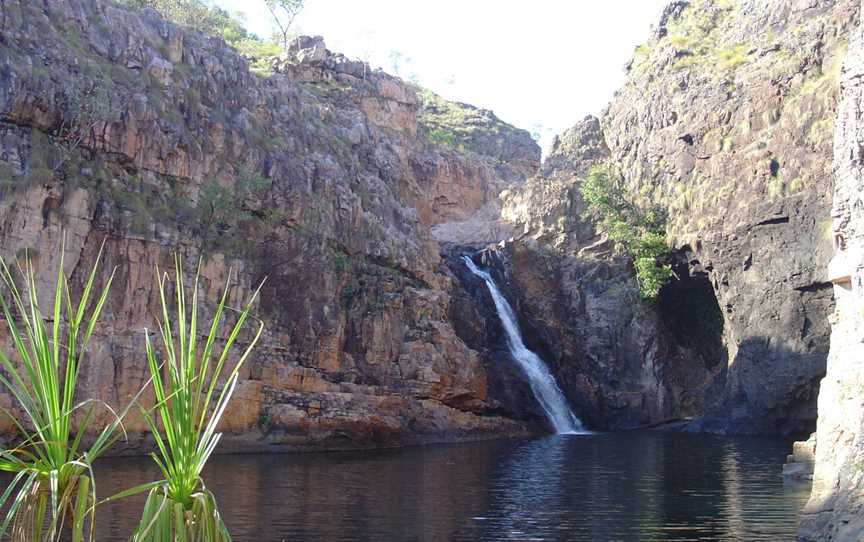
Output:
top-left (0, 1), bottom-right (540, 450)
top-left (605, 0), bottom-right (857, 435)
top-left (493, 0), bottom-right (858, 435)
top-left (0, 0), bottom-right (859, 465)
top-left (799, 9), bottom-right (864, 539)
top-left (494, 117), bottom-right (723, 430)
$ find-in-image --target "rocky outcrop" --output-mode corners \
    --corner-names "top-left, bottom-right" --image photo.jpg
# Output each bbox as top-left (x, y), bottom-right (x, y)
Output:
top-left (419, 90), bottom-right (539, 183)
top-left (415, 87), bottom-right (540, 246)
top-left (799, 9), bottom-right (864, 540)
top-left (490, 0), bottom-right (858, 435)
top-left (0, 0), bottom-right (539, 450)
top-left (784, 433), bottom-right (817, 480)
top-left (0, 0), bottom-right (858, 461)
top-left (603, 0), bottom-right (858, 435)
top-left (490, 117), bottom-right (723, 430)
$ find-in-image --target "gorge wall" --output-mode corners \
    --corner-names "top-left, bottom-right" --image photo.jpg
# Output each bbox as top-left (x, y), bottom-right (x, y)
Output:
top-left (0, 0), bottom-right (861, 472)
top-left (799, 5), bottom-right (864, 539)
top-left (611, 0), bottom-right (857, 436)
top-left (0, 0), bottom-right (541, 451)
top-left (484, 0), bottom-right (859, 435)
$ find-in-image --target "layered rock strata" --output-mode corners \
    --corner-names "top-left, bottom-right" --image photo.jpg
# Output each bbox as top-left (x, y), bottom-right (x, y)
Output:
top-left (490, 0), bottom-right (858, 435)
top-left (0, 1), bottom-right (539, 450)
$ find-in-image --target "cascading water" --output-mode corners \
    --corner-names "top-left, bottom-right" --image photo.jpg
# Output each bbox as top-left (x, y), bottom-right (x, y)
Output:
top-left (462, 256), bottom-right (585, 435)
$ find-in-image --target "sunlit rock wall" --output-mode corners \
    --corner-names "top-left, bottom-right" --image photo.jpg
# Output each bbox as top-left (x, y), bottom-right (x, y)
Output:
top-left (799, 6), bottom-right (864, 538)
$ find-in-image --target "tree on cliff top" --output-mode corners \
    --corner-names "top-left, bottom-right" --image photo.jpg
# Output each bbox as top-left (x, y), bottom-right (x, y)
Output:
top-left (119, 0), bottom-right (240, 37)
top-left (265, 0), bottom-right (305, 52)
top-left (580, 166), bottom-right (674, 300)
top-left (117, 0), bottom-right (283, 75)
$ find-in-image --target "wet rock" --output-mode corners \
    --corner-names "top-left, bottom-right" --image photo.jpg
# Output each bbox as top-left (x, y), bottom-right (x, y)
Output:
top-left (494, 116), bottom-right (721, 430)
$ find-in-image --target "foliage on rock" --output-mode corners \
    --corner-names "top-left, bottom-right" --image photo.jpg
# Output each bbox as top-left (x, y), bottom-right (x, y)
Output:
top-left (579, 166), bottom-right (673, 300)
top-left (117, 0), bottom-right (282, 75)
top-left (418, 88), bottom-right (540, 178)
top-left (0, 0), bottom-right (536, 455)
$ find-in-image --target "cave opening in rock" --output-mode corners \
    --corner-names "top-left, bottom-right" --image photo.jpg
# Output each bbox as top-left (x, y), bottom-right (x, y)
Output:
top-left (659, 250), bottom-right (727, 370)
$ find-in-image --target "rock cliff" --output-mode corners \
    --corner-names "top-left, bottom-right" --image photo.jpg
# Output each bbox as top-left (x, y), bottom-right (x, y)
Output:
top-left (491, 117), bottom-right (723, 430)
top-left (490, 0), bottom-right (859, 435)
top-left (0, 0), bottom-right (540, 450)
top-left (799, 6), bottom-right (864, 539)
top-left (606, 0), bottom-right (857, 435)
top-left (1, 0), bottom-right (861, 479)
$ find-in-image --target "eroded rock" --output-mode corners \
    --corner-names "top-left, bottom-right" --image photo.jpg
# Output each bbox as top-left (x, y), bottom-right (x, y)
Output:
top-left (799, 9), bottom-right (864, 539)
top-left (0, 0), bottom-right (539, 451)
top-left (488, 0), bottom-right (857, 436)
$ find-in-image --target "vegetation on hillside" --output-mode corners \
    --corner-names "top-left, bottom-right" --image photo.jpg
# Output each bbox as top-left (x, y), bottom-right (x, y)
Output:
top-left (116, 0), bottom-right (283, 75)
top-left (579, 166), bottom-right (674, 300)
top-left (418, 88), bottom-right (535, 160)
top-left (264, 0), bottom-right (305, 52)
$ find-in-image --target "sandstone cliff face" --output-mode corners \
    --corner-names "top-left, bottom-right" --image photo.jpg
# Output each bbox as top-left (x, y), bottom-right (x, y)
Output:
top-left (0, 0), bottom-right (857, 456)
top-left (0, 0), bottom-right (539, 450)
top-left (799, 9), bottom-right (864, 539)
top-left (492, 0), bottom-right (858, 435)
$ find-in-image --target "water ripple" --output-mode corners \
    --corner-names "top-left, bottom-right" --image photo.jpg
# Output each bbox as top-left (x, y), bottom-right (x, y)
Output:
top-left (89, 431), bottom-right (809, 541)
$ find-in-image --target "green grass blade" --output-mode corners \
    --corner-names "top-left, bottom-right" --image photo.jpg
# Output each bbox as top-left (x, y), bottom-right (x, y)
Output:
top-left (72, 474), bottom-right (90, 542)
top-left (101, 480), bottom-right (165, 505)
top-left (0, 240), bottom-right (142, 541)
top-left (0, 471), bottom-right (37, 536)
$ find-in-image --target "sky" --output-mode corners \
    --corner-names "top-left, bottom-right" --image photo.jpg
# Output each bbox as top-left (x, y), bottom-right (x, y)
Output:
top-left (214, 0), bottom-right (669, 151)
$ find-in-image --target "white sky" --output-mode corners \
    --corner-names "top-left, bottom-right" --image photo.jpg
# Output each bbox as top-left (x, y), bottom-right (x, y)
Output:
top-left (214, 0), bottom-right (669, 151)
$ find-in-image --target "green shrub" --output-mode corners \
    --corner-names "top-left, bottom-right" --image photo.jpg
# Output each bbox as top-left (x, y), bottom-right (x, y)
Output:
top-left (0, 241), bottom-right (139, 541)
top-left (115, 256), bottom-right (264, 541)
top-left (117, 0), bottom-right (282, 77)
top-left (333, 251), bottom-right (350, 273)
top-left (580, 166), bottom-right (674, 300)
top-left (425, 127), bottom-right (459, 149)
top-left (195, 169), bottom-right (270, 251)
top-left (717, 45), bottom-right (751, 70)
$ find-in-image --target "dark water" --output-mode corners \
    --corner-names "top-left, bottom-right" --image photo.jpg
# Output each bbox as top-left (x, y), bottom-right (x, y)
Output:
top-left (91, 432), bottom-right (808, 542)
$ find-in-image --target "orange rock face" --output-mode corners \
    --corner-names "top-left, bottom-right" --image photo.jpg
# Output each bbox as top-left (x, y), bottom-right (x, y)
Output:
top-left (0, 4), bottom-right (539, 451)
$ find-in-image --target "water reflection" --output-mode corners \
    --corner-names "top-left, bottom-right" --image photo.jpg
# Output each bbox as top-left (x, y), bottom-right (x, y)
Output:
top-left (92, 432), bottom-right (809, 541)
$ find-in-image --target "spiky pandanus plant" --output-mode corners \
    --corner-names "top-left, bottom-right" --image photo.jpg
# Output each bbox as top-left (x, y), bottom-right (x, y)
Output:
top-left (119, 257), bottom-right (263, 542)
top-left (0, 243), bottom-right (135, 541)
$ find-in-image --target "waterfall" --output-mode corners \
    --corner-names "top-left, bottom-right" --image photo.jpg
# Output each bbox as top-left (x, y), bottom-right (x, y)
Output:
top-left (462, 256), bottom-right (585, 435)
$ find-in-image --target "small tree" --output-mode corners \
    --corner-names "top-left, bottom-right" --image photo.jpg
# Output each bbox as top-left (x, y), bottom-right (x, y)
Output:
top-left (264, 0), bottom-right (305, 52)
top-left (579, 166), bottom-right (674, 301)
top-left (53, 83), bottom-right (127, 174)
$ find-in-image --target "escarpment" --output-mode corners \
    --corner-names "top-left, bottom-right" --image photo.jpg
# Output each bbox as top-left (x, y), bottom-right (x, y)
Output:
top-left (605, 0), bottom-right (857, 435)
top-left (486, 0), bottom-right (859, 435)
top-left (0, 0), bottom-right (540, 450)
